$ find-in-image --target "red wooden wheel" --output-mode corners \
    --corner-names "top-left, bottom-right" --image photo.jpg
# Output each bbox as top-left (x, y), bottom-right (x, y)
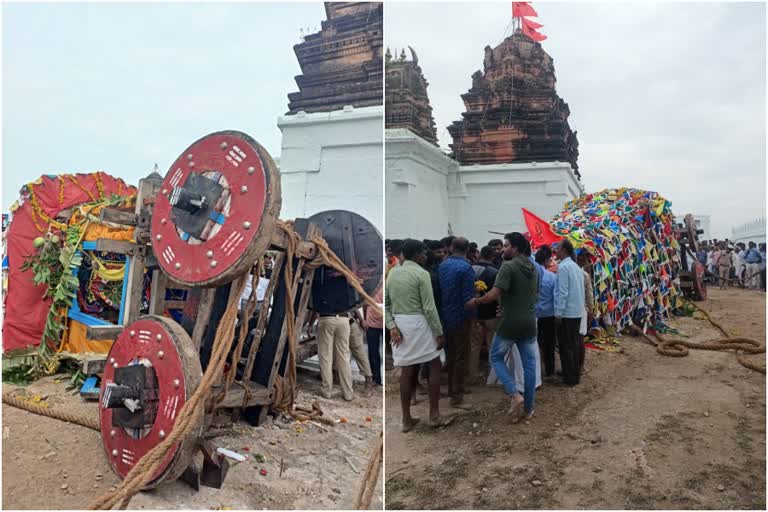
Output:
top-left (151, 131), bottom-right (281, 287)
top-left (99, 316), bottom-right (203, 488)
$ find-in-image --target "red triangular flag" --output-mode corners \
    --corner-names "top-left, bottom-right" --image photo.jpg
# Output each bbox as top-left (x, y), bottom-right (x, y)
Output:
top-left (522, 17), bottom-right (543, 30)
top-left (522, 208), bottom-right (562, 247)
top-left (522, 22), bottom-right (547, 42)
top-left (512, 2), bottom-right (538, 18)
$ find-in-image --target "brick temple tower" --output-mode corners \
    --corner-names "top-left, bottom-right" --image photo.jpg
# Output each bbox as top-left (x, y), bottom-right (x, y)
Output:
top-left (447, 29), bottom-right (580, 178)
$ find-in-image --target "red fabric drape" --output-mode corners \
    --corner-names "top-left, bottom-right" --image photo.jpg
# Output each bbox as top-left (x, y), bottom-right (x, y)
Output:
top-left (2, 173), bottom-right (135, 352)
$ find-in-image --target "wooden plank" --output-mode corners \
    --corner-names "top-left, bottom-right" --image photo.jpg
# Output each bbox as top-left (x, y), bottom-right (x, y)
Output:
top-left (95, 239), bottom-right (137, 255)
top-left (85, 325), bottom-right (124, 340)
top-left (80, 356), bottom-right (107, 375)
top-left (215, 382), bottom-right (271, 408)
top-left (123, 251), bottom-right (146, 324)
top-left (258, 257), bottom-right (309, 424)
top-left (191, 288), bottom-right (216, 352)
top-left (149, 270), bottom-right (168, 315)
top-left (99, 208), bottom-right (138, 226)
top-left (242, 254), bottom-right (285, 380)
top-left (134, 174), bottom-right (163, 244)
top-left (79, 376), bottom-right (101, 401)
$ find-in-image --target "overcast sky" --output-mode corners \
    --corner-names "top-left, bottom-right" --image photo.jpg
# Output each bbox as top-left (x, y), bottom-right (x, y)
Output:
top-left (386, 1), bottom-right (766, 239)
top-left (2, 2), bottom-right (323, 210)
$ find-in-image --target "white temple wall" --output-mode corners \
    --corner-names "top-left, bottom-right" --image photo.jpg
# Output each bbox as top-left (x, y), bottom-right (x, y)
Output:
top-left (277, 105), bottom-right (383, 232)
top-left (385, 129), bottom-right (456, 240)
top-left (450, 162), bottom-right (583, 244)
top-left (384, 129), bottom-right (585, 244)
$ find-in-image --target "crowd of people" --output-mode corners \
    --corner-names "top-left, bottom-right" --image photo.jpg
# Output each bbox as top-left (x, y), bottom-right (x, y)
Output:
top-left (697, 240), bottom-right (766, 290)
top-left (384, 234), bottom-right (595, 432)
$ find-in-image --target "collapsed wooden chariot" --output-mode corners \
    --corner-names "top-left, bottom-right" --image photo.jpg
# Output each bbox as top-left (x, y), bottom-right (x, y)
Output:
top-left (88, 131), bottom-right (382, 490)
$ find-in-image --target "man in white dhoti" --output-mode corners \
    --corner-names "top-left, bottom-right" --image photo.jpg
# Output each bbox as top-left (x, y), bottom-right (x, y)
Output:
top-left (385, 239), bottom-right (450, 432)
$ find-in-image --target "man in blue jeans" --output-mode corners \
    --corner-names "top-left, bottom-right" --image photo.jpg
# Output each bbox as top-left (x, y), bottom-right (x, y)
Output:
top-left (468, 232), bottom-right (538, 422)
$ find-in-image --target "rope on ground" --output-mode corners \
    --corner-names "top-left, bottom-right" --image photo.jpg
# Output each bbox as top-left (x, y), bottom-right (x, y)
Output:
top-left (353, 432), bottom-right (383, 510)
top-left (87, 276), bottom-right (247, 510)
top-left (635, 300), bottom-right (765, 374)
top-left (2, 391), bottom-right (100, 431)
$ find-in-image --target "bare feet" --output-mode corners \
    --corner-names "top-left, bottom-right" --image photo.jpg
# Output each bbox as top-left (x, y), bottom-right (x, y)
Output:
top-left (402, 417), bottom-right (420, 433)
top-left (428, 415), bottom-right (456, 428)
top-left (509, 393), bottom-right (524, 423)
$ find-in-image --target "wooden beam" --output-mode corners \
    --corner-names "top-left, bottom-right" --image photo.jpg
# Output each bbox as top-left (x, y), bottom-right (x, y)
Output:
top-left (191, 288), bottom-right (216, 352)
top-left (270, 229), bottom-right (317, 260)
top-left (242, 254), bottom-right (285, 380)
top-left (80, 357), bottom-right (106, 376)
top-left (149, 270), bottom-right (168, 315)
top-left (99, 208), bottom-right (138, 226)
top-left (214, 382), bottom-right (271, 408)
top-left (85, 325), bottom-right (124, 340)
top-left (123, 251), bottom-right (146, 324)
top-left (95, 239), bottom-right (137, 255)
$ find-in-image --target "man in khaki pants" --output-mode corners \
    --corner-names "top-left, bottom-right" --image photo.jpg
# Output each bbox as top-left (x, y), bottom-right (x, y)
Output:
top-left (349, 309), bottom-right (374, 397)
top-left (317, 313), bottom-right (353, 400)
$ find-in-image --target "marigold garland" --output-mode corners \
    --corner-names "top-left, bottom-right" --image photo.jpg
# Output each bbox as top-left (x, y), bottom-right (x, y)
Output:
top-left (94, 171), bottom-right (105, 200)
top-left (58, 176), bottom-right (65, 205)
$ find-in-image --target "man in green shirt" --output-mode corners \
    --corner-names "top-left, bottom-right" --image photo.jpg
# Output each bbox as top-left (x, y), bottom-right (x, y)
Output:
top-left (468, 232), bottom-right (538, 422)
top-left (386, 239), bottom-right (449, 431)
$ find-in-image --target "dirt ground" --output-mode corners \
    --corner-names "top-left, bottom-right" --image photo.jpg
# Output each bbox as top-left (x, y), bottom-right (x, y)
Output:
top-left (2, 370), bottom-right (383, 510)
top-left (384, 288), bottom-right (766, 510)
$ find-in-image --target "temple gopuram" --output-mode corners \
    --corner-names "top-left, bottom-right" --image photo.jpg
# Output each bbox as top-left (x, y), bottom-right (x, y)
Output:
top-left (447, 29), bottom-right (580, 177)
top-left (286, 2), bottom-right (383, 114)
top-left (384, 47), bottom-right (438, 146)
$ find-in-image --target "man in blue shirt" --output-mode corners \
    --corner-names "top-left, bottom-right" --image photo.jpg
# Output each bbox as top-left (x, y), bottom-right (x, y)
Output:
top-left (554, 239), bottom-right (585, 386)
top-left (745, 242), bottom-right (763, 289)
top-left (438, 237), bottom-right (476, 406)
top-left (534, 245), bottom-right (557, 377)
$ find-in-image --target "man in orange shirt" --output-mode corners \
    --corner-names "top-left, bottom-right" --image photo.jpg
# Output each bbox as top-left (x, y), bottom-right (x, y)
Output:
top-left (365, 287), bottom-right (384, 386)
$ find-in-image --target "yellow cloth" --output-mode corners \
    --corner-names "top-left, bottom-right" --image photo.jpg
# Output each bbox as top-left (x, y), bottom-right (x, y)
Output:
top-left (59, 319), bottom-right (113, 354)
